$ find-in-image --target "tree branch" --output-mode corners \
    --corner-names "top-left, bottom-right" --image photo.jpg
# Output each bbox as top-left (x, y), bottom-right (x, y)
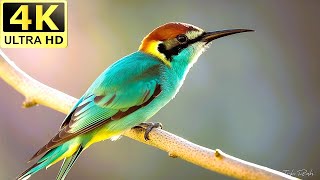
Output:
top-left (0, 49), bottom-right (298, 180)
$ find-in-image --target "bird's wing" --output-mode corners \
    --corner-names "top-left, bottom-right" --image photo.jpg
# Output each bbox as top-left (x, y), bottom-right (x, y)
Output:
top-left (63, 79), bottom-right (161, 134)
top-left (30, 56), bottom-right (162, 160)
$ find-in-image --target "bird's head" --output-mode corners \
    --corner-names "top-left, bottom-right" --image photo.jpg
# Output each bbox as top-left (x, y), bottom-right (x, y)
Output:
top-left (139, 22), bottom-right (253, 67)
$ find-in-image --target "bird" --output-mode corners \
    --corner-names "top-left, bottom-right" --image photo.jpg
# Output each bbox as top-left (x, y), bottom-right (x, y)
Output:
top-left (17, 22), bottom-right (253, 180)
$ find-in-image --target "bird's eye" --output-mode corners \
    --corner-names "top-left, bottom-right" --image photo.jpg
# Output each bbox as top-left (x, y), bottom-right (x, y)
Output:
top-left (176, 34), bottom-right (188, 43)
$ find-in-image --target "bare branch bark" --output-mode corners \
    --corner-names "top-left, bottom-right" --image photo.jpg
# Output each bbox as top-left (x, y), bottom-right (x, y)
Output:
top-left (0, 49), bottom-right (299, 180)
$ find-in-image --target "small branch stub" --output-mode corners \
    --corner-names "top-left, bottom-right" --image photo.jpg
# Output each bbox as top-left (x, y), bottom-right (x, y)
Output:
top-left (168, 152), bottom-right (178, 158)
top-left (214, 149), bottom-right (222, 158)
top-left (23, 98), bottom-right (38, 108)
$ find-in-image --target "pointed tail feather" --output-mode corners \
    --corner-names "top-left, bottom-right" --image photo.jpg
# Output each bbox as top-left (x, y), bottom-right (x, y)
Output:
top-left (56, 145), bottom-right (83, 180)
top-left (17, 142), bottom-right (80, 180)
top-left (16, 145), bottom-right (67, 180)
top-left (16, 161), bottom-right (44, 180)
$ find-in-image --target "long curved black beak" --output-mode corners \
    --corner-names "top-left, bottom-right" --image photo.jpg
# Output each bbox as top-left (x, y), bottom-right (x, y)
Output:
top-left (202, 29), bottom-right (254, 43)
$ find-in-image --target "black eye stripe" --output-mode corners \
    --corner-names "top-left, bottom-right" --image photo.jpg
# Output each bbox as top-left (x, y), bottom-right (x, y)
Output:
top-left (158, 43), bottom-right (170, 60)
top-left (158, 32), bottom-right (205, 62)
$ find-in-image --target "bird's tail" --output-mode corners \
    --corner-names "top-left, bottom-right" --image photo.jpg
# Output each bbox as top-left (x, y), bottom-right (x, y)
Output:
top-left (56, 145), bottom-right (83, 180)
top-left (17, 142), bottom-right (83, 180)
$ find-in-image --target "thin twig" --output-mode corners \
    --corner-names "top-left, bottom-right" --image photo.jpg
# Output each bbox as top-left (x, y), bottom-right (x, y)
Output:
top-left (0, 49), bottom-right (299, 180)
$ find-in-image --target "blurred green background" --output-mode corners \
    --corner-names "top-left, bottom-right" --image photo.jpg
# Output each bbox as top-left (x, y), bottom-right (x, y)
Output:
top-left (1, 0), bottom-right (319, 179)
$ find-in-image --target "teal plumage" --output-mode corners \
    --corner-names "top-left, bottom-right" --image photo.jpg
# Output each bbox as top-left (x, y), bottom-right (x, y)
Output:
top-left (17, 51), bottom-right (180, 180)
top-left (17, 22), bottom-right (252, 180)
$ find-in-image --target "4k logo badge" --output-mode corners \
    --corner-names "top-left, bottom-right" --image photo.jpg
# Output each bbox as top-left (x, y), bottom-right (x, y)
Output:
top-left (0, 0), bottom-right (67, 48)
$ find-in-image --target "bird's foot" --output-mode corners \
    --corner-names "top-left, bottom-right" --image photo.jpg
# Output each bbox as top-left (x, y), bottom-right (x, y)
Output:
top-left (133, 122), bottom-right (163, 141)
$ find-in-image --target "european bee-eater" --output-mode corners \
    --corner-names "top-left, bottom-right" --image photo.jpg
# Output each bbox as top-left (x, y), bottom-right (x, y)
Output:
top-left (17, 22), bottom-right (252, 180)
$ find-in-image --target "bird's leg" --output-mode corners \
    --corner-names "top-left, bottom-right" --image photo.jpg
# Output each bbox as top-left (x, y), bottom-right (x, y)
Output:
top-left (133, 122), bottom-right (163, 141)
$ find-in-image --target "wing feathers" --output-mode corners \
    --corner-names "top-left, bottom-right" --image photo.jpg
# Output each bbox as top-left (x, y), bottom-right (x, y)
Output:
top-left (30, 83), bottom-right (162, 161)
top-left (30, 62), bottom-right (163, 161)
top-left (111, 84), bottom-right (162, 120)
